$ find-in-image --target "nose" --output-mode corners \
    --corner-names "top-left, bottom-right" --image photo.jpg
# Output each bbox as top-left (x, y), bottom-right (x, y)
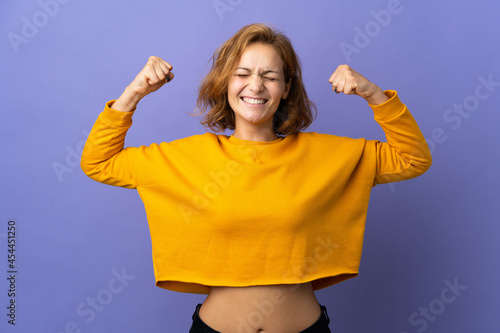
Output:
top-left (248, 74), bottom-right (264, 92)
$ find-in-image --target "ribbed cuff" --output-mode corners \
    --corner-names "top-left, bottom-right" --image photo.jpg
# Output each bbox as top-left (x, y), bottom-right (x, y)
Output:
top-left (100, 100), bottom-right (136, 127)
top-left (370, 90), bottom-right (405, 122)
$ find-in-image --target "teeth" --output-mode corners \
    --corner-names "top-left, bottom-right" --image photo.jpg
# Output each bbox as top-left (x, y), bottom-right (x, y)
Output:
top-left (242, 97), bottom-right (266, 105)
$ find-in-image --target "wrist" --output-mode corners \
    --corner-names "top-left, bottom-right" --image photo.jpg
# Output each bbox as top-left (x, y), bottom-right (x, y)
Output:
top-left (111, 86), bottom-right (145, 112)
top-left (364, 86), bottom-right (389, 105)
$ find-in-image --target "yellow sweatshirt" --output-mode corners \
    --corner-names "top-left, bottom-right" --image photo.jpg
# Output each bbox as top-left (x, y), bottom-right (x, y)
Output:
top-left (81, 90), bottom-right (432, 294)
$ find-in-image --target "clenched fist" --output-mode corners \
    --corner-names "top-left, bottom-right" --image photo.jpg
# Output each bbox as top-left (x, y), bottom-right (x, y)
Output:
top-left (328, 65), bottom-right (388, 105)
top-left (129, 56), bottom-right (174, 97)
top-left (111, 56), bottom-right (174, 112)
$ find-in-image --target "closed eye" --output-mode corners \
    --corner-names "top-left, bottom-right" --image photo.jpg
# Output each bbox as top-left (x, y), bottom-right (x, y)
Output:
top-left (233, 73), bottom-right (279, 81)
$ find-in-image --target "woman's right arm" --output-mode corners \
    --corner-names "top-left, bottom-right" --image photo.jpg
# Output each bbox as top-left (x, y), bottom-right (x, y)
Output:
top-left (80, 56), bottom-right (174, 188)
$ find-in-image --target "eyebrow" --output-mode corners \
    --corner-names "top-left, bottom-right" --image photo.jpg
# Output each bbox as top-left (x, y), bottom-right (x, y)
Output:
top-left (235, 67), bottom-right (280, 75)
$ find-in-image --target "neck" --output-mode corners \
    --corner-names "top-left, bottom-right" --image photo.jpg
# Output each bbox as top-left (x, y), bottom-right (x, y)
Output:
top-left (232, 132), bottom-right (280, 142)
top-left (232, 126), bottom-right (279, 142)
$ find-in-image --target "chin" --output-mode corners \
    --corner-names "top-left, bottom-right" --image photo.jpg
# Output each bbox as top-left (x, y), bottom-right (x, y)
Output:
top-left (239, 113), bottom-right (272, 125)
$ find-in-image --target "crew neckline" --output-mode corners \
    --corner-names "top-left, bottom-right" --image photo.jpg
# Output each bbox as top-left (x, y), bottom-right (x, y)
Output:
top-left (228, 134), bottom-right (286, 145)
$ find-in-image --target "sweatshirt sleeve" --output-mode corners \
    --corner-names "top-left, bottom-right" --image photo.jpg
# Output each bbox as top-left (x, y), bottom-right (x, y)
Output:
top-left (369, 90), bottom-right (432, 186)
top-left (80, 100), bottom-right (138, 189)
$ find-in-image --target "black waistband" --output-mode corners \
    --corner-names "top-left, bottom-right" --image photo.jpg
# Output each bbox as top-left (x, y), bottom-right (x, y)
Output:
top-left (191, 303), bottom-right (331, 333)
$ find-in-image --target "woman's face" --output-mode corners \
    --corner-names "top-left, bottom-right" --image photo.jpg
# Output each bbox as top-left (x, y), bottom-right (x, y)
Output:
top-left (227, 42), bottom-right (291, 132)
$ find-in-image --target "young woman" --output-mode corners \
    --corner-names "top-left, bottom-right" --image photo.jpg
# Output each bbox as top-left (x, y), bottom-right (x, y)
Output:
top-left (81, 23), bottom-right (432, 333)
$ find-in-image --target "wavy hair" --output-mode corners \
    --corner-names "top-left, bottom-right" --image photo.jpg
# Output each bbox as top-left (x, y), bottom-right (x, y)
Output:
top-left (192, 23), bottom-right (317, 136)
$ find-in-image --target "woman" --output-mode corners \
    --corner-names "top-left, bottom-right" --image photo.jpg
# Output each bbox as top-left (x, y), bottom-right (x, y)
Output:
top-left (81, 23), bottom-right (432, 333)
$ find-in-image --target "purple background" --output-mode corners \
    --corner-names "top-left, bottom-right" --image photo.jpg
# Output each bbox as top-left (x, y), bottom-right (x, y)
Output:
top-left (1, 0), bottom-right (499, 332)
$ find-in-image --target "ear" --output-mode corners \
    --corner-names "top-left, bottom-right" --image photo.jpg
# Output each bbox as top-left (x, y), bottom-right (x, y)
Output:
top-left (282, 78), bottom-right (292, 100)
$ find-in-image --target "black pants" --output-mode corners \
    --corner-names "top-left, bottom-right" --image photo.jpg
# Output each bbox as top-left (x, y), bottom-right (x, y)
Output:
top-left (189, 303), bottom-right (331, 333)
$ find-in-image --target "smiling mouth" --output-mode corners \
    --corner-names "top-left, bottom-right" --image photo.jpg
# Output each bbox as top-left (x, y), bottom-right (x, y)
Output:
top-left (241, 97), bottom-right (268, 105)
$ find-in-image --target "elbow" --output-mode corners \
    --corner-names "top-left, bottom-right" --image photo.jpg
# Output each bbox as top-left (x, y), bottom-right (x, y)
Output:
top-left (420, 144), bottom-right (433, 174)
top-left (408, 148), bottom-right (433, 178)
top-left (80, 157), bottom-right (89, 176)
top-left (423, 153), bottom-right (433, 174)
top-left (80, 144), bottom-right (106, 181)
top-left (80, 162), bottom-right (97, 180)
top-left (80, 155), bottom-right (100, 180)
top-left (80, 142), bottom-right (95, 178)
top-left (415, 157), bottom-right (432, 178)
top-left (80, 162), bottom-right (110, 185)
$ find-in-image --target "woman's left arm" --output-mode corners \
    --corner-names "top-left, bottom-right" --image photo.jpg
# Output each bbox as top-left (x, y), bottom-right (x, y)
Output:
top-left (329, 65), bottom-right (433, 185)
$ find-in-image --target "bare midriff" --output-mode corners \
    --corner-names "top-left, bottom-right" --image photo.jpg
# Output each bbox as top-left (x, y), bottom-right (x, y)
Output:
top-left (198, 282), bottom-right (322, 333)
